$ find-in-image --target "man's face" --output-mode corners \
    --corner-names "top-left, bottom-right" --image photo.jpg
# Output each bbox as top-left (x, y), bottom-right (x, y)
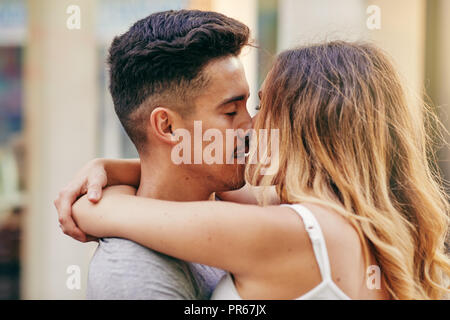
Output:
top-left (179, 55), bottom-right (252, 192)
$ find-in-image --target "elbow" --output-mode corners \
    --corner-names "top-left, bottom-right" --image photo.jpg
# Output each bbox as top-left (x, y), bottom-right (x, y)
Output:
top-left (72, 195), bottom-right (101, 236)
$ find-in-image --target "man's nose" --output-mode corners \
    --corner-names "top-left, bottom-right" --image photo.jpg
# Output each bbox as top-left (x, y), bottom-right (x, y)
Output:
top-left (241, 108), bottom-right (253, 130)
top-left (236, 109), bottom-right (253, 145)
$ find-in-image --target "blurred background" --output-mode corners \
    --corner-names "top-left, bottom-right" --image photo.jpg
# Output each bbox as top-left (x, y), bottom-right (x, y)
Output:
top-left (0, 0), bottom-right (448, 299)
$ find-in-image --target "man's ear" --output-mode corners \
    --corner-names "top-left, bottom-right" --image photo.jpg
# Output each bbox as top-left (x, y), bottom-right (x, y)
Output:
top-left (149, 107), bottom-right (178, 145)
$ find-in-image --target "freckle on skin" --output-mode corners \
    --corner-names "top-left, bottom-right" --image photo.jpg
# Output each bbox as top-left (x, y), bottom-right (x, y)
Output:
top-left (185, 177), bottom-right (189, 181)
top-left (336, 277), bottom-right (341, 282)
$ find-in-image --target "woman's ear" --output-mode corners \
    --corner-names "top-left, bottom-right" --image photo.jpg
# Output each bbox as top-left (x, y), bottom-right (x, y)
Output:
top-left (149, 107), bottom-right (178, 145)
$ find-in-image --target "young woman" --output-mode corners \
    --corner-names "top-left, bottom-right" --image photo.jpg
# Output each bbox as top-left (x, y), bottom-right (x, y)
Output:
top-left (69, 41), bottom-right (449, 299)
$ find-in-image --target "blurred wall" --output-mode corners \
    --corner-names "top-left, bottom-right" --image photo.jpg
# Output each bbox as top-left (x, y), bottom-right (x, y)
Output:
top-left (367, 0), bottom-right (426, 111)
top-left (278, 0), bottom-right (367, 49)
top-left (427, 0), bottom-right (450, 193)
top-left (22, 0), bottom-right (98, 299)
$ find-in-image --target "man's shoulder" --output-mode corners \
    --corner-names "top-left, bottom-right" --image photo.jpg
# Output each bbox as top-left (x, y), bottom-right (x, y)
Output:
top-left (93, 237), bottom-right (187, 270)
top-left (87, 237), bottom-right (223, 300)
top-left (97, 237), bottom-right (167, 255)
top-left (88, 238), bottom-right (192, 299)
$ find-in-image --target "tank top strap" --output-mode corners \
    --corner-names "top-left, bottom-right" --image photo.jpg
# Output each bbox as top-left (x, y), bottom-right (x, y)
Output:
top-left (282, 204), bottom-right (332, 281)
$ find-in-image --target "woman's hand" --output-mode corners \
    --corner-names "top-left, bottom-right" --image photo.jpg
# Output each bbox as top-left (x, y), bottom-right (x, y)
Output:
top-left (54, 158), bottom-right (140, 242)
top-left (72, 185), bottom-right (137, 238)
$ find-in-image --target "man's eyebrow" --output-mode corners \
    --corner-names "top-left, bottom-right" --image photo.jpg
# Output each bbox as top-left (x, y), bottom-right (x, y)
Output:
top-left (216, 94), bottom-right (249, 108)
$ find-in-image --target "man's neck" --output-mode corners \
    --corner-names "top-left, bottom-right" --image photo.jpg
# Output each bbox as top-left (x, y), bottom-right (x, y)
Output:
top-left (136, 154), bottom-right (213, 201)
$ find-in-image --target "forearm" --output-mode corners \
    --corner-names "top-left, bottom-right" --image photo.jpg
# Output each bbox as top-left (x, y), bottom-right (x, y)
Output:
top-left (73, 194), bottom-right (247, 248)
top-left (104, 158), bottom-right (141, 187)
top-left (72, 191), bottom-right (282, 274)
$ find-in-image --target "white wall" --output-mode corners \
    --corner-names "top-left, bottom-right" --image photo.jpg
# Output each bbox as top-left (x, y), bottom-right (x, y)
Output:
top-left (278, 0), bottom-right (367, 51)
top-left (367, 0), bottom-right (426, 109)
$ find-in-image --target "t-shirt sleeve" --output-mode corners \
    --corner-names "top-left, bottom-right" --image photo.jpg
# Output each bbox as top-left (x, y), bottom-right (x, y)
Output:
top-left (86, 238), bottom-right (199, 300)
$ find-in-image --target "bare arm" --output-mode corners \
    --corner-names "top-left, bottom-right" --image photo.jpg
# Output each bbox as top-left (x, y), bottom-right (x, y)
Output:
top-left (55, 158), bottom-right (141, 242)
top-left (216, 184), bottom-right (280, 205)
top-left (102, 158), bottom-right (141, 187)
top-left (54, 157), bottom-right (278, 242)
top-left (72, 186), bottom-right (298, 277)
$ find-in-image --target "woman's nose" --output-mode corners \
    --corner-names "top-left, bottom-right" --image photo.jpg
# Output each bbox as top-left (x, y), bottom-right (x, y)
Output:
top-left (251, 113), bottom-right (259, 128)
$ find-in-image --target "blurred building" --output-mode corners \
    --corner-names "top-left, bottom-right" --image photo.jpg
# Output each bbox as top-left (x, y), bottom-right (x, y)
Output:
top-left (0, 0), bottom-right (448, 299)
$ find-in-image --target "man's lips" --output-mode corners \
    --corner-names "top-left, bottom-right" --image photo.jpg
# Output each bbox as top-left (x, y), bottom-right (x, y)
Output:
top-left (233, 135), bottom-right (250, 158)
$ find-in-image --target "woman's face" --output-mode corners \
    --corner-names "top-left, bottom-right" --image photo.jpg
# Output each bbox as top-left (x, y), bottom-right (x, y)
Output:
top-left (246, 73), bottom-right (281, 181)
top-left (251, 76), bottom-right (268, 129)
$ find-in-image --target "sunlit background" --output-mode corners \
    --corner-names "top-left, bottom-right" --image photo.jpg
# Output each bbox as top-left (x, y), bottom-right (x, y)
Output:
top-left (0, 0), bottom-right (448, 299)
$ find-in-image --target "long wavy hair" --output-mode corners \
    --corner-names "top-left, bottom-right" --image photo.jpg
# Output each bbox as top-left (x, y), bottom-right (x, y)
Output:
top-left (247, 41), bottom-right (450, 299)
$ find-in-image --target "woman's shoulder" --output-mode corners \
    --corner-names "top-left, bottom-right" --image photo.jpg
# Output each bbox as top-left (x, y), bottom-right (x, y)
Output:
top-left (267, 202), bottom-right (361, 247)
top-left (293, 202), bottom-right (364, 267)
top-left (243, 202), bottom-right (383, 299)
top-left (253, 203), bottom-right (365, 298)
top-left (237, 202), bottom-right (364, 299)
top-left (301, 203), bottom-right (361, 244)
top-left (238, 201), bottom-right (363, 276)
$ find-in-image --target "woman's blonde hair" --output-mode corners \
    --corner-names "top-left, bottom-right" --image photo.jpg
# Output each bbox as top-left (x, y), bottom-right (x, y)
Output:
top-left (247, 41), bottom-right (450, 299)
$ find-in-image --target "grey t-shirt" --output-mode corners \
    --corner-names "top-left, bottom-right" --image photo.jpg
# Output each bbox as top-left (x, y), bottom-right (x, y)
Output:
top-left (86, 237), bottom-right (226, 300)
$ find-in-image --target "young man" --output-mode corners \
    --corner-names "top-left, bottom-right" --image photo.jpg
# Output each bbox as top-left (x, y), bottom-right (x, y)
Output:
top-left (54, 9), bottom-right (253, 299)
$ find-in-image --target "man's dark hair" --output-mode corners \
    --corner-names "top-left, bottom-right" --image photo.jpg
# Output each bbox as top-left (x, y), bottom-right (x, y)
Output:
top-left (108, 9), bottom-right (250, 152)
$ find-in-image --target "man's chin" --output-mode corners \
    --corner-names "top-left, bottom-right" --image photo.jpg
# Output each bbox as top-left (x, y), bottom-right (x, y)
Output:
top-left (221, 168), bottom-right (246, 191)
top-left (229, 178), bottom-right (246, 191)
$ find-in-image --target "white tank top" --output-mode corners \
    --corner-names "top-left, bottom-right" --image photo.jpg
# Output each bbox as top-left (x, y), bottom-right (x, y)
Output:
top-left (211, 204), bottom-right (351, 300)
